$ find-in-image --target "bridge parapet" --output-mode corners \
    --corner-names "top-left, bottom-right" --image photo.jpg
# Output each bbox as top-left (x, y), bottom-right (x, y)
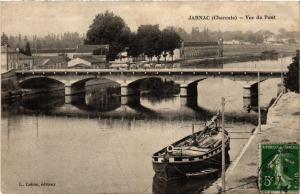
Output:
top-left (15, 68), bottom-right (286, 98)
top-left (15, 68), bottom-right (287, 75)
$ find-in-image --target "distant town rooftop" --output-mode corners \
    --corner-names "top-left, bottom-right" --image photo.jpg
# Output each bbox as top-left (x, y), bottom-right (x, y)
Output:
top-left (73, 55), bottom-right (106, 63)
top-left (1, 45), bottom-right (19, 53)
top-left (19, 53), bottom-right (34, 59)
top-left (34, 56), bottom-right (68, 67)
top-left (33, 44), bottom-right (109, 54)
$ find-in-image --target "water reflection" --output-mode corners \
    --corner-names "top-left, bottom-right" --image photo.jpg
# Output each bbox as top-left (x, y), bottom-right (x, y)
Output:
top-left (19, 91), bottom-right (65, 113)
top-left (187, 56), bottom-right (292, 70)
top-left (8, 90), bottom-right (263, 125)
top-left (1, 82), bottom-right (269, 194)
top-left (152, 174), bottom-right (218, 194)
top-left (222, 56), bottom-right (292, 70)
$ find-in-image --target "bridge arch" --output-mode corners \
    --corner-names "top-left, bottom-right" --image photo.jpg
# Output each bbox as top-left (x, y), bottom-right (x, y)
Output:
top-left (68, 77), bottom-right (98, 94)
top-left (127, 76), bottom-right (169, 90)
top-left (117, 76), bottom-right (180, 96)
top-left (19, 76), bottom-right (65, 89)
top-left (66, 77), bottom-right (121, 97)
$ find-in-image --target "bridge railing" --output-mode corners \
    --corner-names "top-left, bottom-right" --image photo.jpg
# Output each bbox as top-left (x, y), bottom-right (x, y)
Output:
top-left (25, 67), bottom-right (288, 73)
top-left (26, 65), bottom-right (288, 71)
top-left (15, 68), bottom-right (288, 75)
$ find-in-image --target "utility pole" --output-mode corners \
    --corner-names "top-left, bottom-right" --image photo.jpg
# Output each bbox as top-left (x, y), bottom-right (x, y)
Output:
top-left (6, 45), bottom-right (9, 71)
top-left (258, 72), bottom-right (261, 132)
top-left (280, 53), bottom-right (284, 94)
top-left (221, 97), bottom-right (226, 193)
top-left (192, 124), bottom-right (194, 134)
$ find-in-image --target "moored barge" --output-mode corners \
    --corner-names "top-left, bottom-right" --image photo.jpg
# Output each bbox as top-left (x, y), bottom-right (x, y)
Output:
top-left (152, 115), bottom-right (230, 180)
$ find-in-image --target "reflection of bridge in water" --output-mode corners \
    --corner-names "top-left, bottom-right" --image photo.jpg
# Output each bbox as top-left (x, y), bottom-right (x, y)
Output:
top-left (17, 94), bottom-right (259, 123)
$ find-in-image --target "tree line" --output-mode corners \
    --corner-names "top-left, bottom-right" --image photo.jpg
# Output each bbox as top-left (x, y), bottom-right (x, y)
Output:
top-left (2, 10), bottom-right (299, 60)
top-left (84, 11), bottom-right (182, 61)
top-left (1, 32), bottom-right (84, 51)
top-left (174, 27), bottom-right (300, 43)
top-left (1, 33), bottom-right (32, 56)
top-left (84, 11), bottom-right (299, 60)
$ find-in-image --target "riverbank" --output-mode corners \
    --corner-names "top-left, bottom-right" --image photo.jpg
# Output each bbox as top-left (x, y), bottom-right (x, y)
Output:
top-left (223, 44), bottom-right (299, 57)
top-left (204, 92), bottom-right (300, 194)
top-left (182, 53), bottom-right (284, 68)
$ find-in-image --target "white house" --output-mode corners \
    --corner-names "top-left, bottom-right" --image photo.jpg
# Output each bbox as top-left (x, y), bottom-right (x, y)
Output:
top-left (223, 40), bottom-right (241, 45)
top-left (264, 36), bottom-right (277, 44)
top-left (68, 58), bottom-right (92, 69)
top-left (67, 55), bottom-right (107, 69)
top-left (32, 45), bottom-right (109, 59)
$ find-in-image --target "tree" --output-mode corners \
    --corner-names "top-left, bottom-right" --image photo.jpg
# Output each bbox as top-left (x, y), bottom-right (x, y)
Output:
top-left (174, 27), bottom-right (190, 41)
top-left (85, 11), bottom-right (131, 60)
top-left (127, 32), bottom-right (142, 58)
top-left (20, 42), bottom-right (32, 56)
top-left (25, 42), bottom-right (32, 56)
top-left (154, 34), bottom-right (163, 63)
top-left (1, 32), bottom-right (9, 46)
top-left (18, 34), bottom-right (22, 48)
top-left (161, 28), bottom-right (181, 61)
top-left (135, 25), bottom-right (162, 62)
top-left (284, 50), bottom-right (299, 93)
top-left (23, 35), bottom-right (28, 45)
top-left (36, 39), bottom-right (42, 49)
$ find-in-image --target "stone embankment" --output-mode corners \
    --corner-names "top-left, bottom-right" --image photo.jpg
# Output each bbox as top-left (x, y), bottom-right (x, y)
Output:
top-left (204, 92), bottom-right (300, 194)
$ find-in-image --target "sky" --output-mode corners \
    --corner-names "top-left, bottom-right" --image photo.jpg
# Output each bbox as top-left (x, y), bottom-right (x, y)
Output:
top-left (0, 1), bottom-right (299, 37)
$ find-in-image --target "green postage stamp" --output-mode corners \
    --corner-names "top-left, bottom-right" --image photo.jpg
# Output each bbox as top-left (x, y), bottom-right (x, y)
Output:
top-left (259, 143), bottom-right (299, 193)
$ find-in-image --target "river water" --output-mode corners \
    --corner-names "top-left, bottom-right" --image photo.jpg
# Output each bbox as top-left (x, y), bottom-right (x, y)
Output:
top-left (1, 57), bottom-right (292, 194)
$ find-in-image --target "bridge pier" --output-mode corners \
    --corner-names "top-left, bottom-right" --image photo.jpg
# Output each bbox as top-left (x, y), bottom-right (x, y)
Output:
top-left (121, 95), bottom-right (140, 105)
top-left (243, 84), bottom-right (255, 110)
top-left (180, 84), bottom-right (188, 97)
top-left (180, 96), bottom-right (187, 106)
top-left (65, 84), bottom-right (72, 96)
top-left (243, 85), bottom-right (252, 98)
top-left (243, 83), bottom-right (259, 109)
top-left (65, 96), bottom-right (71, 104)
top-left (121, 84), bottom-right (138, 96)
top-left (243, 97), bottom-right (251, 111)
top-left (65, 84), bottom-right (72, 104)
top-left (120, 84), bottom-right (140, 105)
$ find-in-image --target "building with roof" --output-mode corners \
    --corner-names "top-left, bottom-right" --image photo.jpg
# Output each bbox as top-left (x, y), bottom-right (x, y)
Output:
top-left (34, 56), bottom-right (68, 69)
top-left (1, 46), bottom-right (19, 73)
top-left (32, 44), bottom-right (109, 60)
top-left (1, 45), bottom-right (34, 73)
top-left (67, 55), bottom-right (108, 69)
top-left (19, 53), bottom-right (34, 70)
top-left (180, 39), bottom-right (223, 59)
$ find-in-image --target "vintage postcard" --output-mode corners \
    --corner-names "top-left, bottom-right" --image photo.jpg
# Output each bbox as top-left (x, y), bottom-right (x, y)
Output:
top-left (259, 143), bottom-right (299, 193)
top-left (1, 1), bottom-right (299, 194)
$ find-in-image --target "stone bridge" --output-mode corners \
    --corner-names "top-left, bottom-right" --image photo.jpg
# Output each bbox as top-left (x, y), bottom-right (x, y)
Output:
top-left (15, 68), bottom-right (286, 104)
